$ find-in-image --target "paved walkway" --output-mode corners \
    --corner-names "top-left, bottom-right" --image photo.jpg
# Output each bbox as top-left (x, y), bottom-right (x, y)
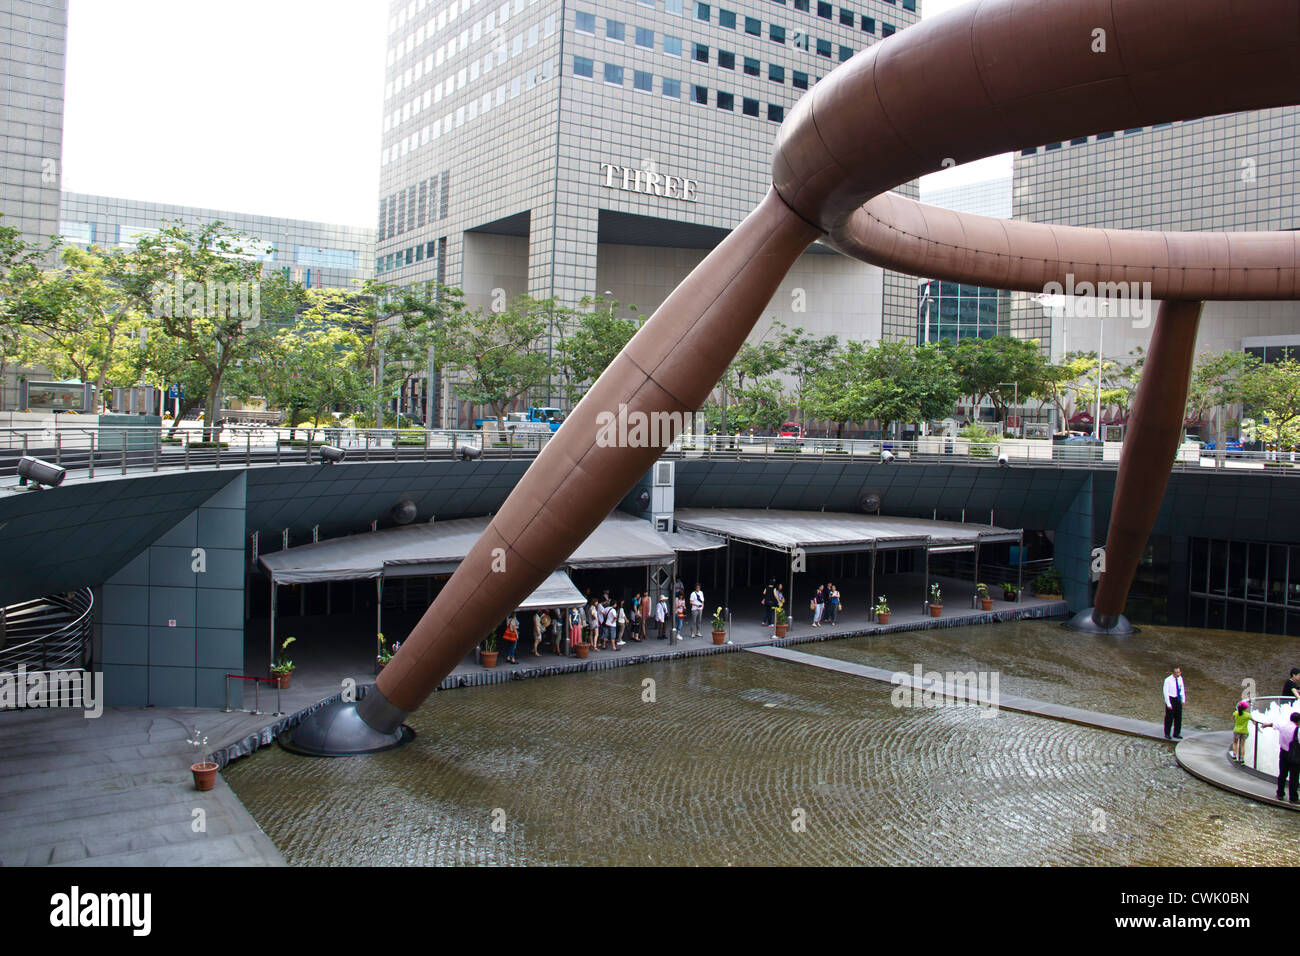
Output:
top-left (747, 645), bottom-right (1172, 740)
top-left (1175, 731), bottom-right (1300, 811)
top-left (0, 704), bottom-right (286, 866)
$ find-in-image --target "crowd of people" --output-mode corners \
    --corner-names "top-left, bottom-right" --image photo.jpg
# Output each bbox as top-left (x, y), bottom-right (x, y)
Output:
top-left (495, 583), bottom-right (716, 660)
top-left (758, 579), bottom-right (844, 627)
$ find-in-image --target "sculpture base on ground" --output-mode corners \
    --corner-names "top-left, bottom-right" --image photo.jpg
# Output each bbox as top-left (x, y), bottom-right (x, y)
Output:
top-left (280, 698), bottom-right (414, 757)
top-left (1063, 608), bottom-right (1136, 636)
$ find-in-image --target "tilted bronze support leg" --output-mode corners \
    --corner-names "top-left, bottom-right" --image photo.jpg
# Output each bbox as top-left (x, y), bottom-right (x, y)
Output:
top-left (1067, 300), bottom-right (1203, 635)
top-left (285, 190), bottom-right (820, 752)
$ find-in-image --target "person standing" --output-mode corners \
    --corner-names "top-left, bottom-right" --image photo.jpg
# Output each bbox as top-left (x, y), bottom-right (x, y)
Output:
top-left (503, 613), bottom-right (520, 664)
top-left (630, 593), bottom-right (643, 642)
top-left (761, 579), bottom-right (777, 626)
top-left (828, 583), bottom-right (841, 625)
top-left (641, 592), bottom-right (653, 639)
top-left (674, 591), bottom-right (686, 640)
top-left (689, 583), bottom-right (705, 638)
top-left (552, 608), bottom-right (565, 656)
top-left (812, 585), bottom-right (826, 627)
top-left (1163, 666), bottom-right (1186, 739)
top-left (604, 600), bottom-right (619, 650)
top-left (568, 606), bottom-right (582, 655)
top-left (1276, 712), bottom-right (1300, 803)
top-left (617, 600), bottom-right (628, 646)
top-left (656, 594), bottom-right (669, 640)
top-left (1283, 668), bottom-right (1300, 701)
top-left (534, 610), bottom-right (549, 657)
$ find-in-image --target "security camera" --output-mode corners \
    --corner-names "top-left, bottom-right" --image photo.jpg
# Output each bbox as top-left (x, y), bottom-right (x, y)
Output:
top-left (17, 456), bottom-right (66, 488)
top-left (997, 452), bottom-right (1010, 467)
top-left (318, 445), bottom-right (346, 464)
top-left (881, 450), bottom-right (895, 463)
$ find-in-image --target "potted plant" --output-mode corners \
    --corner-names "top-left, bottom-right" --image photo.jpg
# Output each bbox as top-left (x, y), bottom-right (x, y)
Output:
top-left (1032, 566), bottom-right (1064, 599)
top-left (377, 633), bottom-right (400, 671)
top-left (928, 583), bottom-right (943, 617)
top-left (873, 596), bottom-right (891, 625)
top-left (187, 728), bottom-right (217, 791)
top-left (1001, 581), bottom-right (1018, 602)
top-left (481, 632), bottom-right (499, 668)
top-left (976, 582), bottom-right (994, 611)
top-left (711, 606), bottom-right (728, 644)
top-left (574, 637), bottom-right (591, 659)
top-left (270, 636), bottom-right (296, 689)
top-left (773, 603), bottom-right (789, 638)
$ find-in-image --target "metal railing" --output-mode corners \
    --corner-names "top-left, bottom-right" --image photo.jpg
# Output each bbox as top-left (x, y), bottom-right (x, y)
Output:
top-left (223, 673), bottom-right (284, 716)
top-left (0, 424), bottom-right (533, 480)
top-left (1, 423), bottom-right (1297, 481)
top-left (0, 587), bottom-right (94, 672)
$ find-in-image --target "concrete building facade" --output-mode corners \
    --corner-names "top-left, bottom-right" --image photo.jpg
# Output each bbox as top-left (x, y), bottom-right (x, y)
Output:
top-left (0, 0), bottom-right (66, 248)
top-left (375, 0), bottom-right (921, 426)
top-left (1012, 108), bottom-right (1300, 364)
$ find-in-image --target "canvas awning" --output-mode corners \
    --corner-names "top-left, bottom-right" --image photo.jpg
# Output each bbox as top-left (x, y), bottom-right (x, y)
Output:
top-left (258, 511), bottom-right (677, 584)
top-left (516, 570), bottom-right (587, 610)
top-left (672, 508), bottom-right (1020, 554)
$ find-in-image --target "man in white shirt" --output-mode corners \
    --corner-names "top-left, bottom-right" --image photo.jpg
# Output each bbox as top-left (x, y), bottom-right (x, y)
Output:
top-left (689, 584), bottom-right (705, 637)
top-left (1162, 666), bottom-right (1186, 739)
top-left (655, 595), bottom-right (668, 640)
top-left (604, 602), bottom-right (620, 648)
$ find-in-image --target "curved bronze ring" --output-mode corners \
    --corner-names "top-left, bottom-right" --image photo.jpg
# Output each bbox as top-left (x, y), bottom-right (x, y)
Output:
top-left (351, 0), bottom-right (1300, 732)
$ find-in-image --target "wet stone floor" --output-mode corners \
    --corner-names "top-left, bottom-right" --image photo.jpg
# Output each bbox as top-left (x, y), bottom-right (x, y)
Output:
top-left (224, 621), bottom-right (1300, 865)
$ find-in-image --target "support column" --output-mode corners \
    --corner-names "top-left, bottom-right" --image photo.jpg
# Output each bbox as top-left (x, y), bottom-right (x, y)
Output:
top-left (1067, 299), bottom-right (1203, 635)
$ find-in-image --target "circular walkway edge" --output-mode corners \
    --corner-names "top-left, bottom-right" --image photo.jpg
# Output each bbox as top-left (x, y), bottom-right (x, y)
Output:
top-left (1176, 731), bottom-right (1300, 811)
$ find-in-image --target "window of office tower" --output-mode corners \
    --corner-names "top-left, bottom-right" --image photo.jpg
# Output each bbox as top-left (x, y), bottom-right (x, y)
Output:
top-left (575, 10), bottom-right (594, 32)
top-left (719, 9), bottom-right (735, 28)
top-left (607, 19), bottom-right (625, 41)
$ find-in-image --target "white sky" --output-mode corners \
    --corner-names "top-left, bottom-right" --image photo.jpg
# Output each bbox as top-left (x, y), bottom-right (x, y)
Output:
top-left (59, 0), bottom-right (1001, 229)
top-left (61, 0), bottom-right (388, 227)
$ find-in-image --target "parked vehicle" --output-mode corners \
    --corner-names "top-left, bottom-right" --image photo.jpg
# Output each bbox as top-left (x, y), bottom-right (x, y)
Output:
top-left (473, 406), bottom-right (566, 433)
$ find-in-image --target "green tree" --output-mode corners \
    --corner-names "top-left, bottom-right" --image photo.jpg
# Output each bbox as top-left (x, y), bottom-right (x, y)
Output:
top-left (553, 295), bottom-right (640, 407)
top-left (944, 335), bottom-right (1051, 422)
top-left (777, 324), bottom-right (839, 432)
top-left (105, 221), bottom-right (303, 438)
top-left (4, 245), bottom-right (143, 410)
top-left (1185, 348), bottom-right (1258, 449)
top-left (1241, 358), bottom-right (1300, 449)
top-left (432, 292), bottom-right (552, 438)
top-left (806, 340), bottom-right (960, 437)
top-left (1033, 351), bottom-right (1096, 430)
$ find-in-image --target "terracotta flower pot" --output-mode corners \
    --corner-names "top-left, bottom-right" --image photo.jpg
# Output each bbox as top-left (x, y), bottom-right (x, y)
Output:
top-left (774, 623), bottom-right (789, 637)
top-left (929, 605), bottom-right (943, 618)
top-left (275, 673), bottom-right (291, 690)
top-left (575, 643), bottom-right (591, 659)
top-left (191, 762), bottom-right (218, 791)
top-left (481, 650), bottom-right (498, 668)
top-left (980, 598), bottom-right (994, 611)
top-left (712, 629), bottom-right (727, 645)
top-left (1003, 591), bottom-right (1017, 602)
top-left (877, 612), bottom-right (891, 624)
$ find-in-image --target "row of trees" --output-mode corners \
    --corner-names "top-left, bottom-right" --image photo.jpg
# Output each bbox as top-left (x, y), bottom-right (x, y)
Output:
top-left (0, 216), bottom-right (644, 438)
top-left (3, 213), bottom-right (1298, 445)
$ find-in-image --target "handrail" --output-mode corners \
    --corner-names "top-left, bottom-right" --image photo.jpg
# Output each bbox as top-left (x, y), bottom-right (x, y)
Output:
top-left (0, 588), bottom-right (94, 672)
top-left (0, 425), bottom-right (1296, 479)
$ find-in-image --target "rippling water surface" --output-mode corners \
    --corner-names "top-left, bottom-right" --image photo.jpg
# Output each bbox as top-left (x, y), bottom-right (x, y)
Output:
top-left (225, 621), bottom-right (1300, 866)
